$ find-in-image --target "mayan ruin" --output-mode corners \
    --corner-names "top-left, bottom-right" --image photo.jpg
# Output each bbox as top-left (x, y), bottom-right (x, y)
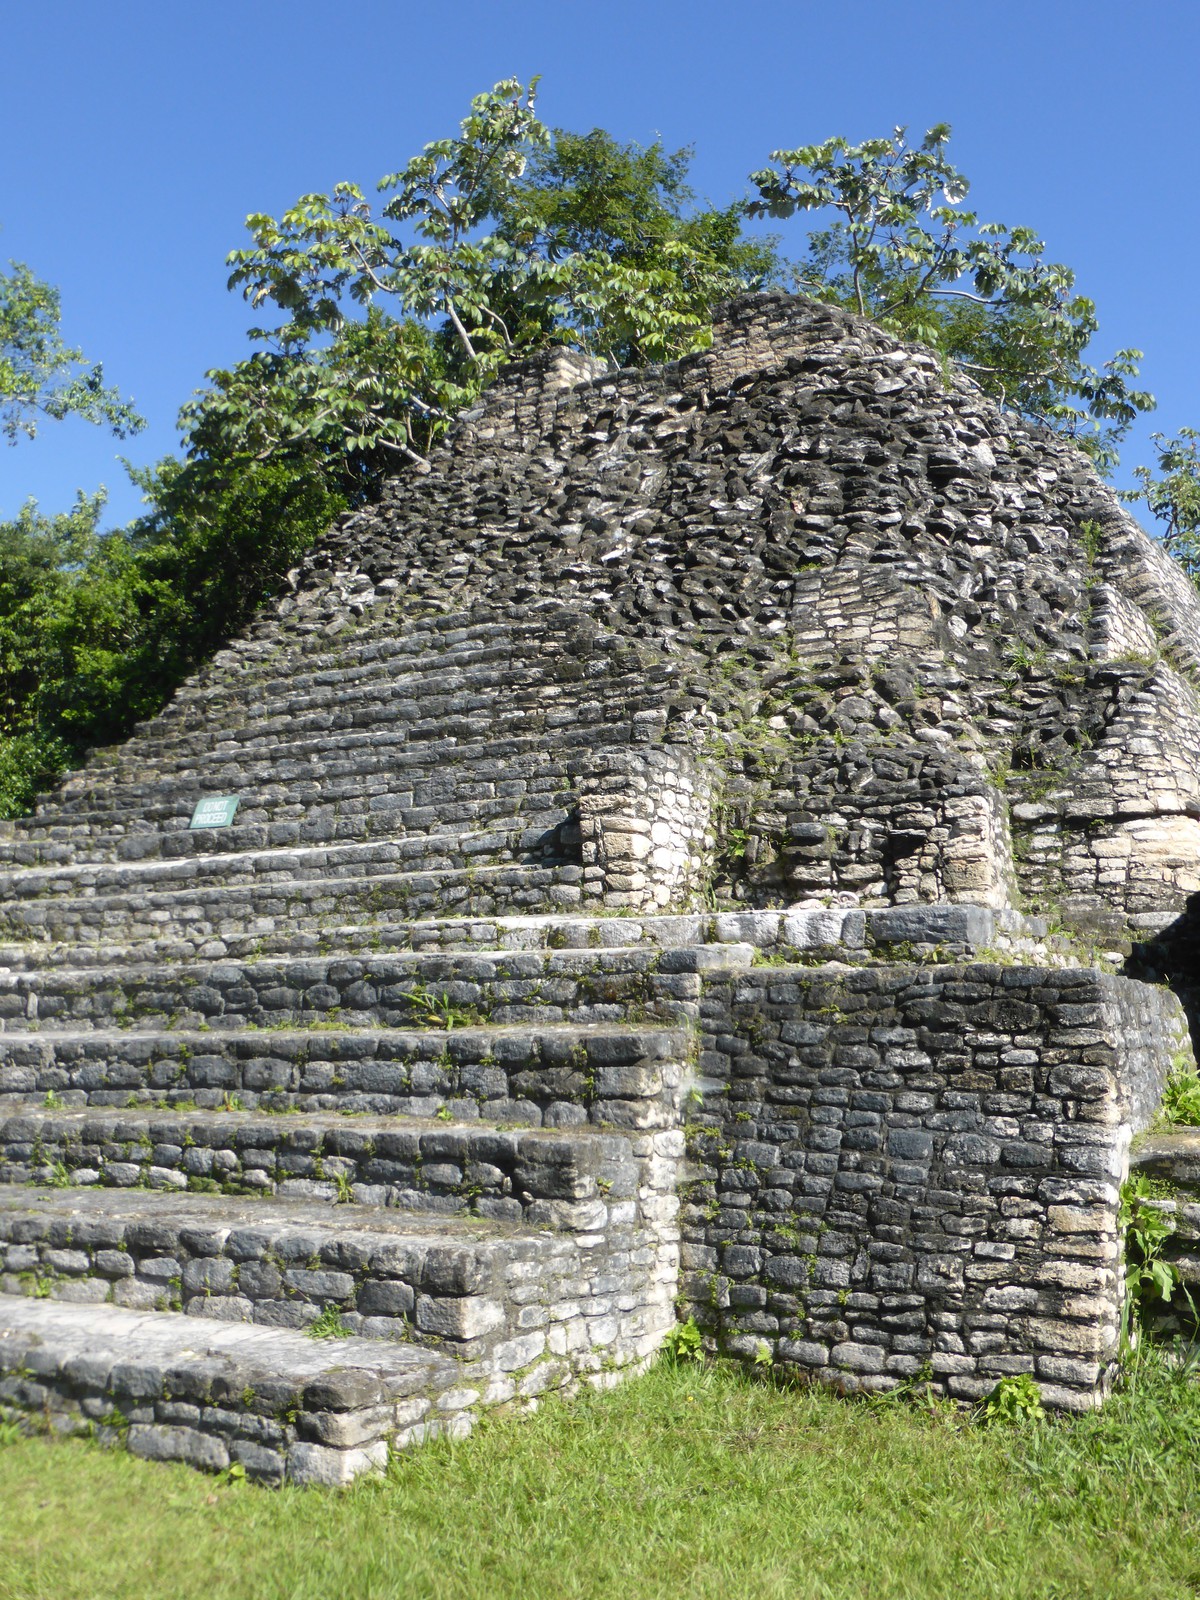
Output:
top-left (2, 289), bottom-right (1199, 1484)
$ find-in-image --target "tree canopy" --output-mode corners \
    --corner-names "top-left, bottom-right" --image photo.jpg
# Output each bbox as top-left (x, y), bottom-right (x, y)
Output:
top-left (219, 79), bottom-right (779, 484)
top-left (1127, 429), bottom-right (1200, 578)
top-left (0, 260), bottom-right (144, 445)
top-left (748, 125), bottom-right (1154, 471)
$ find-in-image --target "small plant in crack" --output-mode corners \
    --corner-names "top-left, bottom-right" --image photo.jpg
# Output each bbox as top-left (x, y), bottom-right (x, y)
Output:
top-left (307, 1304), bottom-right (355, 1340)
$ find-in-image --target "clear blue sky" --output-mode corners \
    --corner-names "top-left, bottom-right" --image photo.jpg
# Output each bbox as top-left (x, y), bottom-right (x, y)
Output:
top-left (2, 0), bottom-right (1196, 526)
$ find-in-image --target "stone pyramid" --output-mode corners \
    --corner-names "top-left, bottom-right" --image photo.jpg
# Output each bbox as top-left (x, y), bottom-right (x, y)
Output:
top-left (1, 292), bottom-right (1197, 1483)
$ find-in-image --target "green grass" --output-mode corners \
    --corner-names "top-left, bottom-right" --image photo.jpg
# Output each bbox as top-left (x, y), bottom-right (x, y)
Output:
top-left (3, 1354), bottom-right (1200, 1599)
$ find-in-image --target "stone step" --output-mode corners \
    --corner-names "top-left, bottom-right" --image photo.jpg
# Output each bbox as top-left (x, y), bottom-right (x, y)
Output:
top-left (0, 908), bottom-right (766, 973)
top-left (0, 1103), bottom-right (639, 1227)
top-left (152, 654), bottom-right (556, 741)
top-left (9, 805), bottom-right (571, 877)
top-left (0, 1022), bottom-right (691, 1127)
top-left (0, 941), bottom-right (742, 1034)
top-left (0, 860), bottom-right (585, 944)
top-left (0, 829), bottom-right (570, 905)
top-left (11, 781), bottom-right (575, 866)
top-left (34, 717), bottom-right (585, 812)
top-left (1130, 1130), bottom-right (1200, 1194)
top-left (0, 908), bottom-right (739, 966)
top-left (139, 620), bottom-right (572, 733)
top-left (128, 617), bottom-right (664, 751)
top-left (0, 915), bottom-right (691, 974)
top-left (15, 755), bottom-right (579, 863)
top-left (91, 672), bottom-right (625, 769)
top-left (35, 642), bottom-right (654, 788)
top-left (49, 623), bottom-right (547, 748)
top-left (0, 1292), bottom-right (494, 1483)
top-left (0, 1187), bottom-right (595, 1363)
top-left (0, 902), bottom-right (1038, 975)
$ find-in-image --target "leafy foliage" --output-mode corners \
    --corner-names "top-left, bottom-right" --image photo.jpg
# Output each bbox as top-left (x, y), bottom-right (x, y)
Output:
top-left (222, 80), bottom-right (547, 468)
top-left (483, 126), bottom-right (781, 366)
top-left (224, 78), bottom-right (778, 461)
top-left (1128, 427), bottom-right (1200, 577)
top-left (0, 260), bottom-right (143, 444)
top-left (178, 312), bottom-right (451, 492)
top-left (748, 125), bottom-right (1154, 470)
top-left (0, 460), bottom-right (343, 817)
top-left (661, 1316), bottom-right (704, 1365)
top-left (0, 492), bottom-right (113, 814)
top-left (1161, 1067), bottom-right (1200, 1126)
top-left (983, 1372), bottom-right (1045, 1425)
top-left (306, 1304), bottom-right (354, 1339)
top-left (1119, 1174), bottom-right (1183, 1336)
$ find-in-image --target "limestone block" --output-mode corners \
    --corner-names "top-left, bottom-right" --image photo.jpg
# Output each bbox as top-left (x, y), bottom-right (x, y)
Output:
top-left (287, 1440), bottom-right (388, 1486)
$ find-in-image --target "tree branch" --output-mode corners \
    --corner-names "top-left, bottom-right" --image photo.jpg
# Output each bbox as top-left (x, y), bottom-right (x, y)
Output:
top-left (442, 295), bottom-right (478, 361)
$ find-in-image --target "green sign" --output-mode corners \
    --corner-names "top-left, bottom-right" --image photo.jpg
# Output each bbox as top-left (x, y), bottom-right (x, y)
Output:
top-left (189, 795), bottom-right (241, 830)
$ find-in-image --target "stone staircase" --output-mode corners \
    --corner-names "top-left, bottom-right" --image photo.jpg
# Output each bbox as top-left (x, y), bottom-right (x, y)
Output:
top-left (0, 901), bottom-right (713, 1481)
top-left (0, 836), bottom-right (1078, 1485)
top-left (0, 600), bottom-right (718, 1483)
top-left (0, 595), bottom-right (724, 1486)
top-left (0, 715), bottom-right (1058, 1477)
top-left (7, 614), bottom-right (671, 871)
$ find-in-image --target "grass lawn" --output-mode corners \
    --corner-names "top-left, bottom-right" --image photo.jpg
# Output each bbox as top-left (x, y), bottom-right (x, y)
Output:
top-left (2, 1353), bottom-right (1199, 1600)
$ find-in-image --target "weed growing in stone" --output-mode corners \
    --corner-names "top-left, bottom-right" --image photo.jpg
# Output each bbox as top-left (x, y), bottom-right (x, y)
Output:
top-left (306, 1304), bottom-right (354, 1340)
top-left (1161, 1068), bottom-right (1200, 1125)
top-left (1119, 1174), bottom-right (1190, 1342)
top-left (660, 1317), bottom-right (704, 1364)
top-left (1077, 519), bottom-right (1105, 567)
top-left (397, 983), bottom-right (481, 1031)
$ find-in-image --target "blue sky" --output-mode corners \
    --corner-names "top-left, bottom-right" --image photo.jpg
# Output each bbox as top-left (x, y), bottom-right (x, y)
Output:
top-left (2, 0), bottom-right (1196, 527)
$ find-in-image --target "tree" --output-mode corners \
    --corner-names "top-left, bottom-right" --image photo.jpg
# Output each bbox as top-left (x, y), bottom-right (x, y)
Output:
top-left (0, 259), bottom-right (144, 444)
top-left (0, 257), bottom-right (144, 813)
top-left (480, 126), bottom-right (780, 366)
top-left (223, 81), bottom-right (545, 471)
top-left (0, 451), bottom-right (345, 819)
top-left (747, 126), bottom-right (1153, 471)
top-left (0, 492), bottom-right (109, 814)
top-left (120, 450), bottom-right (347, 668)
top-left (222, 78), bottom-right (779, 477)
top-left (1129, 429), bottom-right (1200, 578)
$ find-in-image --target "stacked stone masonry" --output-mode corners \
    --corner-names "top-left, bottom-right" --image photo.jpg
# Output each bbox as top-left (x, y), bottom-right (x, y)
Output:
top-left (1, 293), bottom-right (1198, 1480)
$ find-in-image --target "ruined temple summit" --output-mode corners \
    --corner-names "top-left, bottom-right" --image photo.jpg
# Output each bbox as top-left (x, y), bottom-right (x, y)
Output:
top-left (4, 291), bottom-right (1200, 1484)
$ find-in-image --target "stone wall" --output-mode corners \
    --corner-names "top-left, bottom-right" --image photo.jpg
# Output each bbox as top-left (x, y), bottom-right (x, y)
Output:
top-left (1013, 660), bottom-right (1200, 929)
top-left (681, 961), bottom-right (1188, 1409)
top-left (1097, 509), bottom-right (1200, 678)
top-left (575, 746), bottom-right (714, 910)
